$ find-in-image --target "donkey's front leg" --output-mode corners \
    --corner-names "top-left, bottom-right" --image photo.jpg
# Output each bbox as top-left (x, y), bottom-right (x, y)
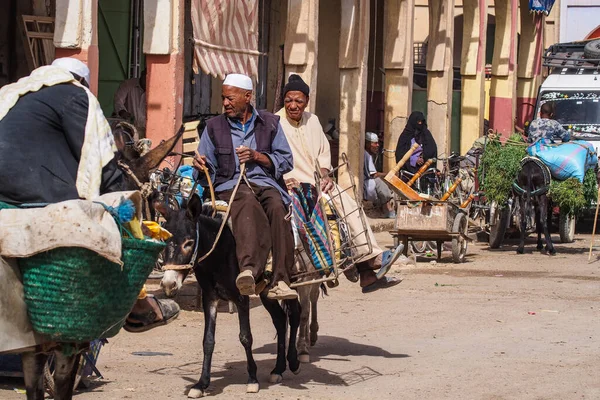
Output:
top-left (536, 202), bottom-right (544, 251)
top-left (539, 195), bottom-right (555, 255)
top-left (236, 296), bottom-right (259, 393)
top-left (52, 350), bottom-right (81, 400)
top-left (21, 351), bottom-right (47, 400)
top-left (286, 299), bottom-right (301, 375)
top-left (188, 291), bottom-right (219, 399)
top-left (260, 294), bottom-right (287, 384)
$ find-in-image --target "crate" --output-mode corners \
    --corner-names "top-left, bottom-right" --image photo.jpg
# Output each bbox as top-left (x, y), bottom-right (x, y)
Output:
top-left (395, 202), bottom-right (459, 235)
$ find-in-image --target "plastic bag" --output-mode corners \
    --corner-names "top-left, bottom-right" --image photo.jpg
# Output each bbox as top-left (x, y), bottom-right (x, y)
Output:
top-left (527, 140), bottom-right (598, 182)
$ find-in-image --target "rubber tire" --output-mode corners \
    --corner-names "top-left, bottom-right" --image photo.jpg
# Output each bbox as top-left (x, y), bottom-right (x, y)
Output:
top-left (559, 212), bottom-right (575, 243)
top-left (452, 213), bottom-right (468, 263)
top-left (489, 203), bottom-right (509, 249)
top-left (584, 39), bottom-right (600, 60)
top-left (411, 240), bottom-right (434, 254)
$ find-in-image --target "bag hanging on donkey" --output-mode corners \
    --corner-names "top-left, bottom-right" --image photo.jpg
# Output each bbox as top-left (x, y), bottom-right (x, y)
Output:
top-left (527, 140), bottom-right (598, 182)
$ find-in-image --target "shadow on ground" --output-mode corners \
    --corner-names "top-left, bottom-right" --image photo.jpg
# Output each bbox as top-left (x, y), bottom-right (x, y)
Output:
top-left (147, 335), bottom-right (409, 396)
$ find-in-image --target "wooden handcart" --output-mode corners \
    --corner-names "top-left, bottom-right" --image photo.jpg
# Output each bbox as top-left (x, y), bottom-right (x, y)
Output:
top-left (391, 200), bottom-right (468, 263)
top-left (385, 144), bottom-right (470, 263)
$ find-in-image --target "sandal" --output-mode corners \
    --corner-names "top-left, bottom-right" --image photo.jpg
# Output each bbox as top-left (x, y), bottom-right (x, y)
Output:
top-left (123, 296), bottom-right (180, 333)
top-left (362, 276), bottom-right (403, 294)
top-left (375, 244), bottom-right (404, 280)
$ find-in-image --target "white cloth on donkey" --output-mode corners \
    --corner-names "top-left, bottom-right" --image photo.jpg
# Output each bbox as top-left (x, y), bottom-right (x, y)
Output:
top-left (0, 191), bottom-right (143, 265)
top-left (0, 64), bottom-right (117, 200)
top-left (0, 191), bottom-right (143, 353)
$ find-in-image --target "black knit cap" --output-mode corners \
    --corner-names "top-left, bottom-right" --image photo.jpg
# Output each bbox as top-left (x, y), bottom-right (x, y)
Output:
top-left (283, 74), bottom-right (310, 97)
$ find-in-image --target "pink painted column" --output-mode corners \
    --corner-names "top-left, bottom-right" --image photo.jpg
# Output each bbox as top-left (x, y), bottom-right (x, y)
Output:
top-left (144, 0), bottom-right (185, 152)
top-left (146, 53), bottom-right (185, 147)
top-left (460, 0), bottom-right (488, 154)
top-left (517, 2), bottom-right (544, 128)
top-left (489, 0), bottom-right (518, 137)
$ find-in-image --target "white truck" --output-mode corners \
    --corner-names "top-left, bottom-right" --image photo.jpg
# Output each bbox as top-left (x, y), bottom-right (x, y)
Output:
top-left (489, 39), bottom-right (600, 247)
top-left (534, 40), bottom-right (600, 154)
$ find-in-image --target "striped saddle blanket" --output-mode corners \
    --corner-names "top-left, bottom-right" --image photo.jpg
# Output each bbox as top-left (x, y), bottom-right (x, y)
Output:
top-left (290, 184), bottom-right (336, 276)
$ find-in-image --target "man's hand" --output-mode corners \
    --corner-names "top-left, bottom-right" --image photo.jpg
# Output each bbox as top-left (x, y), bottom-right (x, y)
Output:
top-left (236, 146), bottom-right (273, 169)
top-left (417, 156), bottom-right (424, 166)
top-left (193, 153), bottom-right (208, 171)
top-left (285, 178), bottom-right (300, 190)
top-left (118, 110), bottom-right (132, 120)
top-left (320, 176), bottom-right (335, 194)
top-left (236, 146), bottom-right (257, 164)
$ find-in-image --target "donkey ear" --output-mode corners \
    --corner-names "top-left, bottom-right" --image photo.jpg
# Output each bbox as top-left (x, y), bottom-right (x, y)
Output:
top-left (129, 126), bottom-right (185, 177)
top-left (186, 193), bottom-right (203, 220)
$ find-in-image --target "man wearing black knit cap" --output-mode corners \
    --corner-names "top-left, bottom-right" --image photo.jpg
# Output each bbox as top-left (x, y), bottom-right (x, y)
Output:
top-left (277, 74), bottom-right (403, 293)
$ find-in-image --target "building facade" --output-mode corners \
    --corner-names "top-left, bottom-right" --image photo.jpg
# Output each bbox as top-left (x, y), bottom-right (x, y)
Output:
top-left (5, 1), bottom-right (600, 199)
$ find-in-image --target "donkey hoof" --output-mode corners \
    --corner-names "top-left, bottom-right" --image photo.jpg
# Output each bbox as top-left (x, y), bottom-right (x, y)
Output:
top-left (269, 374), bottom-right (283, 384)
top-left (292, 364), bottom-right (301, 375)
top-left (246, 383), bottom-right (260, 393)
top-left (516, 248), bottom-right (524, 254)
top-left (188, 388), bottom-right (205, 398)
top-left (298, 353), bottom-right (310, 363)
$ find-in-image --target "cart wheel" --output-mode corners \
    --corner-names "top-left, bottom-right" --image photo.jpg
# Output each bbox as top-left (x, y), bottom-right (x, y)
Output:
top-left (452, 213), bottom-right (468, 263)
top-left (489, 201), bottom-right (509, 249)
top-left (559, 212), bottom-right (575, 243)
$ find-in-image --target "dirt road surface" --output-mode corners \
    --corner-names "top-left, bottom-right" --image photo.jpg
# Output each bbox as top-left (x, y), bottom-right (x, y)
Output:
top-left (2, 232), bottom-right (599, 400)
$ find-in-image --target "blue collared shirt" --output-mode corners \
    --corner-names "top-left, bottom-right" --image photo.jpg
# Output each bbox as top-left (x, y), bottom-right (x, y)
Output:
top-left (197, 108), bottom-right (294, 204)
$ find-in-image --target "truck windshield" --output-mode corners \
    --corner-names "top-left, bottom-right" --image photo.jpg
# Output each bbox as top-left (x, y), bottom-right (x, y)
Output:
top-left (536, 91), bottom-right (600, 135)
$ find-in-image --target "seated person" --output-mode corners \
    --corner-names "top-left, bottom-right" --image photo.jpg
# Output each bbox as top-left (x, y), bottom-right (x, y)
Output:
top-left (192, 73), bottom-right (298, 301)
top-left (364, 132), bottom-right (395, 218)
top-left (0, 58), bottom-right (178, 333)
top-left (113, 69), bottom-right (147, 133)
top-left (395, 111), bottom-right (437, 174)
top-left (276, 74), bottom-right (403, 293)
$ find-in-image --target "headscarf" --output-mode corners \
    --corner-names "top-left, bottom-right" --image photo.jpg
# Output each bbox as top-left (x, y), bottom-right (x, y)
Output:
top-left (395, 111), bottom-right (437, 171)
top-left (51, 57), bottom-right (91, 87)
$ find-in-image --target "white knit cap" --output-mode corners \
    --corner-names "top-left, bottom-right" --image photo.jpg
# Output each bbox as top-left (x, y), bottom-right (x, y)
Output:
top-left (51, 57), bottom-right (91, 86)
top-left (365, 132), bottom-right (379, 143)
top-left (223, 73), bottom-right (253, 90)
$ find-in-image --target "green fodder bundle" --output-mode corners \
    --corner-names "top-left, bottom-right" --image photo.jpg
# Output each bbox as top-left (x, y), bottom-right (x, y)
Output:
top-left (549, 168), bottom-right (597, 215)
top-left (479, 134), bottom-right (528, 205)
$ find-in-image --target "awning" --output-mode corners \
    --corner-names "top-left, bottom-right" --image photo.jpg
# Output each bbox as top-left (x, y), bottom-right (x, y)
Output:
top-left (528, 0), bottom-right (556, 15)
top-left (191, 0), bottom-right (261, 80)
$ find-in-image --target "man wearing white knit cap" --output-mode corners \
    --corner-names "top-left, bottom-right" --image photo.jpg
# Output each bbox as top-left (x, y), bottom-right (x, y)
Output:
top-left (364, 132), bottom-right (395, 218)
top-left (193, 73), bottom-right (298, 301)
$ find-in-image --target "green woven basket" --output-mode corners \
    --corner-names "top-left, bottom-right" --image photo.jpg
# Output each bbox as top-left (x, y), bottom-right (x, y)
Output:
top-left (18, 237), bottom-right (165, 342)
